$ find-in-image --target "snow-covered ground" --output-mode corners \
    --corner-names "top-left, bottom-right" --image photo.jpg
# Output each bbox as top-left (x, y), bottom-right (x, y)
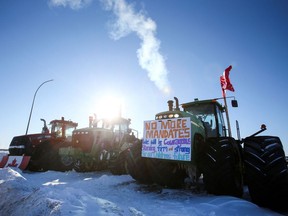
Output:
top-left (0, 152), bottom-right (286, 216)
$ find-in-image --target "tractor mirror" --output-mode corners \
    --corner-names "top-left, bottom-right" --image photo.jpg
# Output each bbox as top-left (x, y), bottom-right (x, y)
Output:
top-left (231, 100), bottom-right (238, 107)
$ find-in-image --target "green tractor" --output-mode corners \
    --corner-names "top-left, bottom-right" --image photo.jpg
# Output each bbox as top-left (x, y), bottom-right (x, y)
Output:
top-left (59, 116), bottom-right (139, 174)
top-left (126, 97), bottom-right (288, 210)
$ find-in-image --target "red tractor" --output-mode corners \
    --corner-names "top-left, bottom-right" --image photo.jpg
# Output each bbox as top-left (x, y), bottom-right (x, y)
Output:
top-left (7, 117), bottom-right (78, 171)
top-left (59, 115), bottom-right (139, 174)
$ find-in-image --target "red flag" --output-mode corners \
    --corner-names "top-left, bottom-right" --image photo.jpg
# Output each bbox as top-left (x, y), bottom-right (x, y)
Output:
top-left (220, 65), bottom-right (234, 92)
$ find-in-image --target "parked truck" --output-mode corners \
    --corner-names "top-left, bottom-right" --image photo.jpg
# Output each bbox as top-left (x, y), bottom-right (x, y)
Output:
top-left (126, 97), bottom-right (288, 210)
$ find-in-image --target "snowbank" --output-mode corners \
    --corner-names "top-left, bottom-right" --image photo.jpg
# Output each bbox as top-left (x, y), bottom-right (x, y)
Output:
top-left (0, 166), bottom-right (284, 216)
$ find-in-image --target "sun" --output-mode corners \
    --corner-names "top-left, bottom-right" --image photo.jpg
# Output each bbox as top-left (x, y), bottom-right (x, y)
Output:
top-left (93, 95), bottom-right (124, 120)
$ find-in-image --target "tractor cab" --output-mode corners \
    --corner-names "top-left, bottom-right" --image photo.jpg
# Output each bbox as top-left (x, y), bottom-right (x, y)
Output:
top-left (96, 117), bottom-right (131, 134)
top-left (50, 117), bottom-right (78, 141)
top-left (91, 117), bottom-right (135, 145)
top-left (72, 116), bottom-right (134, 153)
top-left (182, 99), bottom-right (226, 138)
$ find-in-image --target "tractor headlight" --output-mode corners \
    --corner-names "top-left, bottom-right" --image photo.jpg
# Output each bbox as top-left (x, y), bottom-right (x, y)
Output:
top-left (156, 113), bottom-right (180, 120)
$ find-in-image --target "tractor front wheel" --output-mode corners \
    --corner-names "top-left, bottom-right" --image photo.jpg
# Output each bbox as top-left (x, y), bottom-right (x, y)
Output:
top-left (109, 150), bottom-right (128, 175)
top-left (202, 137), bottom-right (243, 197)
top-left (126, 141), bottom-right (153, 184)
top-left (145, 158), bottom-right (188, 188)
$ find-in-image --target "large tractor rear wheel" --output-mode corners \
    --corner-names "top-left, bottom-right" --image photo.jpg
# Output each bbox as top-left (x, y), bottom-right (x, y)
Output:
top-left (243, 136), bottom-right (288, 211)
top-left (126, 141), bottom-right (153, 184)
top-left (202, 137), bottom-right (243, 197)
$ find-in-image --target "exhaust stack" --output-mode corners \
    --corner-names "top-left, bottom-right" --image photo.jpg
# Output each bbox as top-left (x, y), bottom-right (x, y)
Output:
top-left (167, 100), bottom-right (173, 111)
top-left (174, 97), bottom-right (180, 111)
top-left (89, 116), bottom-right (93, 128)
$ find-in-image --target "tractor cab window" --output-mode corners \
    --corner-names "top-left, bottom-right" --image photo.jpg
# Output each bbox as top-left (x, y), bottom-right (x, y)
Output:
top-left (65, 125), bottom-right (75, 141)
top-left (216, 105), bottom-right (226, 137)
top-left (114, 121), bottom-right (132, 143)
top-left (51, 123), bottom-right (63, 138)
top-left (184, 103), bottom-right (225, 138)
top-left (114, 122), bottom-right (129, 133)
top-left (51, 122), bottom-right (76, 140)
top-left (95, 119), bottom-right (113, 130)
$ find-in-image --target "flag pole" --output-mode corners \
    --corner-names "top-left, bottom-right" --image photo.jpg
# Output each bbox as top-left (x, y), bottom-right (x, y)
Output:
top-left (222, 89), bottom-right (232, 137)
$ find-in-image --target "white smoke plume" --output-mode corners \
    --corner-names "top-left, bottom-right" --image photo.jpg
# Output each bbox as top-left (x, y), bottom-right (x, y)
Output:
top-left (49, 0), bottom-right (171, 93)
top-left (101, 0), bottom-right (171, 94)
top-left (49, 0), bottom-right (92, 10)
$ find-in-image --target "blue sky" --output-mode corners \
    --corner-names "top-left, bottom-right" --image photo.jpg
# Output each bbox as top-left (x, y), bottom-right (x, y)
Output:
top-left (1, 0), bottom-right (287, 153)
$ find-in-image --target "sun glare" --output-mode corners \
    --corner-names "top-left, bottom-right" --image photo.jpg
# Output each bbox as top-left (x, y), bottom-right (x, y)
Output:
top-left (93, 95), bottom-right (124, 120)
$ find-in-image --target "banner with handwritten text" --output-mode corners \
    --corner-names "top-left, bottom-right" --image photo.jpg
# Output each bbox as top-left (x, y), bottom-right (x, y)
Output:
top-left (141, 117), bottom-right (191, 161)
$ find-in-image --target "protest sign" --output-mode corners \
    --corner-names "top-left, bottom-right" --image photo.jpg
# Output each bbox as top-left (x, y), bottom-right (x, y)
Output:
top-left (142, 117), bottom-right (191, 161)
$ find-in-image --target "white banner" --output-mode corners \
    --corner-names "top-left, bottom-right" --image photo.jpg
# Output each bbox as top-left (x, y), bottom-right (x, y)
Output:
top-left (141, 117), bottom-right (191, 161)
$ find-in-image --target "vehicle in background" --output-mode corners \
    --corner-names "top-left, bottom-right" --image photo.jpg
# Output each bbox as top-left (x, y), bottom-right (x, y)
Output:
top-left (59, 115), bottom-right (139, 174)
top-left (7, 117), bottom-right (78, 171)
